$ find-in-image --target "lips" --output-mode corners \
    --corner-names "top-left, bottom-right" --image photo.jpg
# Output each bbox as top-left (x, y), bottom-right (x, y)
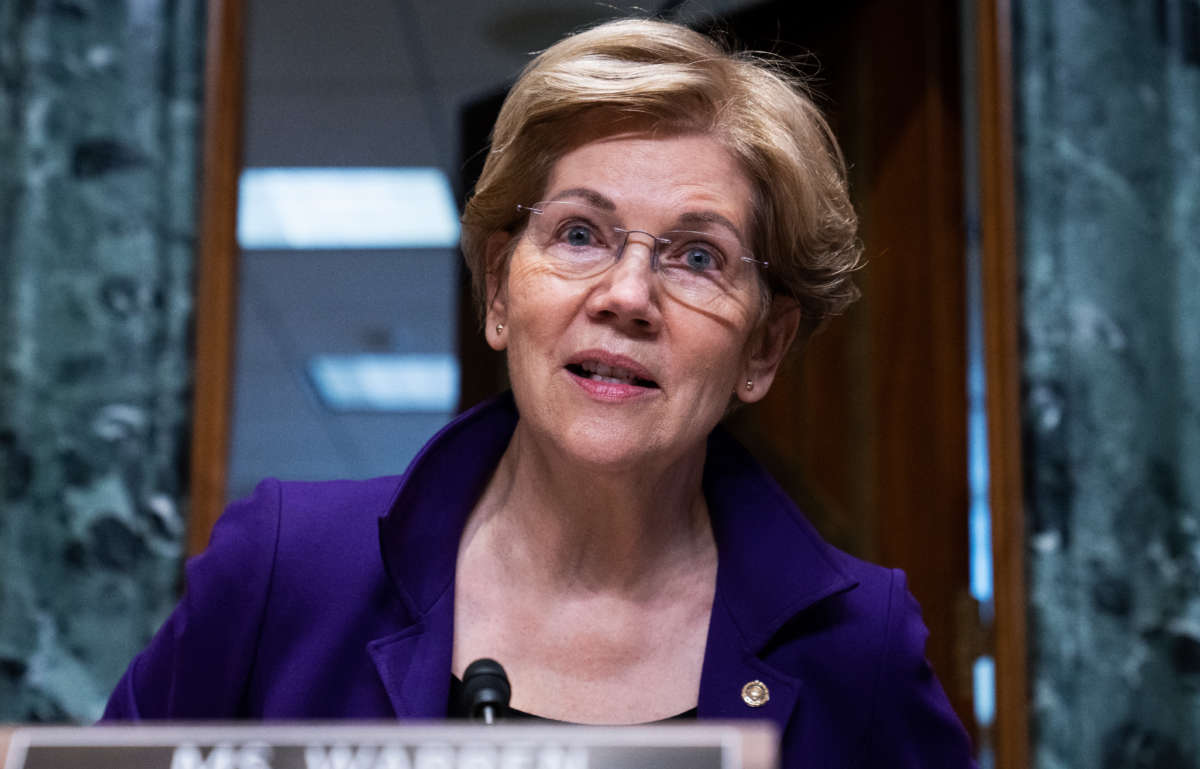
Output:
top-left (565, 351), bottom-right (659, 389)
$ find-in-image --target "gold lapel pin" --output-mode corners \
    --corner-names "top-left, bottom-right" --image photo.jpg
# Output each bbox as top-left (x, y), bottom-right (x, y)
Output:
top-left (741, 679), bottom-right (770, 707)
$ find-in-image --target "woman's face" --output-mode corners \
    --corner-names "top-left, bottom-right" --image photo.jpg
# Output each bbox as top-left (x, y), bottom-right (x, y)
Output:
top-left (485, 131), bottom-right (798, 471)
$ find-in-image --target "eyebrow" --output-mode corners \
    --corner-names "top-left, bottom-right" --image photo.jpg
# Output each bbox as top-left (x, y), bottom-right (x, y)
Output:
top-left (676, 211), bottom-right (745, 241)
top-left (545, 187), bottom-right (746, 243)
top-left (546, 187), bottom-right (616, 210)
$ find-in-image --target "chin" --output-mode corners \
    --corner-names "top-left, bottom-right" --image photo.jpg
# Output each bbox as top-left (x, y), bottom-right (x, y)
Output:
top-left (554, 415), bottom-right (707, 475)
top-left (559, 427), bottom-right (659, 470)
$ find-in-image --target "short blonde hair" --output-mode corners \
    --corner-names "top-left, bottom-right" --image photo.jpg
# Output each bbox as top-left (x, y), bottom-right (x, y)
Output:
top-left (460, 18), bottom-right (862, 336)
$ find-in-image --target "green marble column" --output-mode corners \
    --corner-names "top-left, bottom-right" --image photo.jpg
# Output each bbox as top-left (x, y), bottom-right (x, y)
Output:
top-left (0, 1), bottom-right (204, 721)
top-left (1015, 0), bottom-right (1200, 766)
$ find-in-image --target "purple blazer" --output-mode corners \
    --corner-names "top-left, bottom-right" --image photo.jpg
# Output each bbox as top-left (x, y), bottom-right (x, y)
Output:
top-left (104, 393), bottom-right (975, 767)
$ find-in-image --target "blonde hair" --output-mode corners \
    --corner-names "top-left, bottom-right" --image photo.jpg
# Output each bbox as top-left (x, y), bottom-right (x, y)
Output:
top-left (460, 18), bottom-right (862, 337)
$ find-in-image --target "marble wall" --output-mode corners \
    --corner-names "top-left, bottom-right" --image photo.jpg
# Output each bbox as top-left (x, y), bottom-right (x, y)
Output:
top-left (1015, 0), bottom-right (1200, 766)
top-left (0, 1), bottom-right (204, 721)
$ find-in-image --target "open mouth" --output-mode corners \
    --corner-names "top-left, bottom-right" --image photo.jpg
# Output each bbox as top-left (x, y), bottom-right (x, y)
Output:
top-left (566, 361), bottom-right (659, 389)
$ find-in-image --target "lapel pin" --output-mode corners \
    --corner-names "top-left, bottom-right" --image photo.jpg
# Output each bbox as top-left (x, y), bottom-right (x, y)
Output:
top-left (741, 679), bottom-right (770, 707)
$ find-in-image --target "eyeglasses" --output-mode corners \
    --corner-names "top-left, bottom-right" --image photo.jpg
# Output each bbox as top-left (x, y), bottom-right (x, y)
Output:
top-left (515, 200), bottom-right (768, 307)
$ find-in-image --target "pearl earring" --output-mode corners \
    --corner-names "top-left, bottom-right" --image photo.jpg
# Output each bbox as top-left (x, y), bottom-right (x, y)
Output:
top-left (496, 323), bottom-right (504, 334)
top-left (745, 379), bottom-right (754, 391)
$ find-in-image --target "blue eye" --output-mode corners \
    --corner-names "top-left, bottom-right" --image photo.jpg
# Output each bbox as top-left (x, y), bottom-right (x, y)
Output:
top-left (563, 224), bottom-right (594, 247)
top-left (683, 246), bottom-right (716, 272)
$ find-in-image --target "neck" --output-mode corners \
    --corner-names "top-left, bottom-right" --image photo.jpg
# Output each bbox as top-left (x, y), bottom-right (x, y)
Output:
top-left (463, 420), bottom-right (714, 594)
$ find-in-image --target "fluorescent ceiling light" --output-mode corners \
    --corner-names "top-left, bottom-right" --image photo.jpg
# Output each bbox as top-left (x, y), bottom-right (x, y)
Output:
top-left (238, 167), bottom-right (460, 249)
top-left (308, 354), bottom-right (460, 413)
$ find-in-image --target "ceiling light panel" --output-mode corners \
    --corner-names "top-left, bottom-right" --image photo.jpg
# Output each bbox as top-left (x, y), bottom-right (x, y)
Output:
top-left (238, 167), bottom-right (460, 249)
top-left (307, 353), bottom-right (460, 413)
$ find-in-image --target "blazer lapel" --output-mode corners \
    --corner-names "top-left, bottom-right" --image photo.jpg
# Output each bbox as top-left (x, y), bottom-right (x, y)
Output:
top-left (698, 427), bottom-right (859, 733)
top-left (367, 589), bottom-right (454, 718)
top-left (698, 597), bottom-right (804, 734)
top-left (368, 395), bottom-right (519, 719)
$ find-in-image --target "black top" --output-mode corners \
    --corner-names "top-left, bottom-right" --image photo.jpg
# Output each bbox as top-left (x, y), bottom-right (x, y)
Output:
top-left (448, 675), bottom-right (698, 723)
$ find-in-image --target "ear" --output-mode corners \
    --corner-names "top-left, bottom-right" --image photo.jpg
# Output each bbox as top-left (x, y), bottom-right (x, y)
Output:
top-left (737, 296), bottom-right (802, 403)
top-left (483, 231), bottom-right (512, 351)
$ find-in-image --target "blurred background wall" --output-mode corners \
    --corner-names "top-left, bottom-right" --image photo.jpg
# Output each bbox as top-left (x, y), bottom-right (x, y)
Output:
top-left (1015, 0), bottom-right (1200, 766)
top-left (0, 1), bottom-right (204, 720)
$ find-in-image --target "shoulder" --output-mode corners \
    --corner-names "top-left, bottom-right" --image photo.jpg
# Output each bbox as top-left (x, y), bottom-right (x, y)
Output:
top-left (704, 426), bottom-right (924, 662)
top-left (249, 475), bottom-right (404, 556)
top-left (702, 429), bottom-right (974, 765)
top-left (784, 544), bottom-right (977, 766)
top-left (801, 552), bottom-right (932, 707)
top-left (206, 476), bottom-right (412, 631)
top-left (755, 542), bottom-right (909, 692)
top-left (857, 564), bottom-right (976, 764)
top-left (234, 475), bottom-right (405, 533)
top-left (820, 547), bottom-right (913, 641)
top-left (101, 476), bottom-right (408, 720)
top-left (745, 540), bottom-right (975, 765)
top-left (193, 476), bottom-right (403, 588)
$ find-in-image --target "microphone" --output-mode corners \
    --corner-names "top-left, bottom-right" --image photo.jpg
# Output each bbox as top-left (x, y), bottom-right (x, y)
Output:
top-left (461, 658), bottom-right (511, 725)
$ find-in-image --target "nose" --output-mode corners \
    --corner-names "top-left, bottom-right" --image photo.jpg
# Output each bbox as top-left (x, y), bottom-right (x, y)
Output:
top-left (583, 232), bottom-right (663, 333)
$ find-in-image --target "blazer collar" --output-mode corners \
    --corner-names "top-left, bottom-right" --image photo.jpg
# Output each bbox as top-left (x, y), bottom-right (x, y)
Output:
top-left (697, 427), bottom-right (858, 730)
top-left (703, 427), bottom-right (858, 652)
top-left (370, 393), bottom-right (857, 722)
top-left (370, 394), bottom-right (518, 717)
top-left (376, 392), bottom-right (519, 620)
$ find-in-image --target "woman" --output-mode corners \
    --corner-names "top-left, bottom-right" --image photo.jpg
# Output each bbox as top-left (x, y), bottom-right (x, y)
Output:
top-left (104, 18), bottom-right (976, 768)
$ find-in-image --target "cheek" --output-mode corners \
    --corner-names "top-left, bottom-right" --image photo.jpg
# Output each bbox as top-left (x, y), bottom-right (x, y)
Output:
top-left (504, 256), bottom-right (587, 319)
top-left (671, 320), bottom-right (755, 393)
top-left (502, 262), bottom-right (590, 359)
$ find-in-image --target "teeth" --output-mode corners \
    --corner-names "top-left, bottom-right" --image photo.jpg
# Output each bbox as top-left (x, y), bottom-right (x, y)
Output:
top-left (581, 360), bottom-right (636, 383)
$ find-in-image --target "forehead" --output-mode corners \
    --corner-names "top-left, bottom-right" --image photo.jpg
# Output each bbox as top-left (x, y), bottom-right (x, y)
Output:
top-left (542, 131), bottom-right (755, 236)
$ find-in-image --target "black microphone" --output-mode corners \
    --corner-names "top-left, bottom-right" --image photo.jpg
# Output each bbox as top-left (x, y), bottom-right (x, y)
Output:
top-left (461, 658), bottom-right (511, 725)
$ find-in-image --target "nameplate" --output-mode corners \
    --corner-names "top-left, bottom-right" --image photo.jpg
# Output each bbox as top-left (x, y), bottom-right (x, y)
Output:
top-left (4, 723), bottom-right (775, 769)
